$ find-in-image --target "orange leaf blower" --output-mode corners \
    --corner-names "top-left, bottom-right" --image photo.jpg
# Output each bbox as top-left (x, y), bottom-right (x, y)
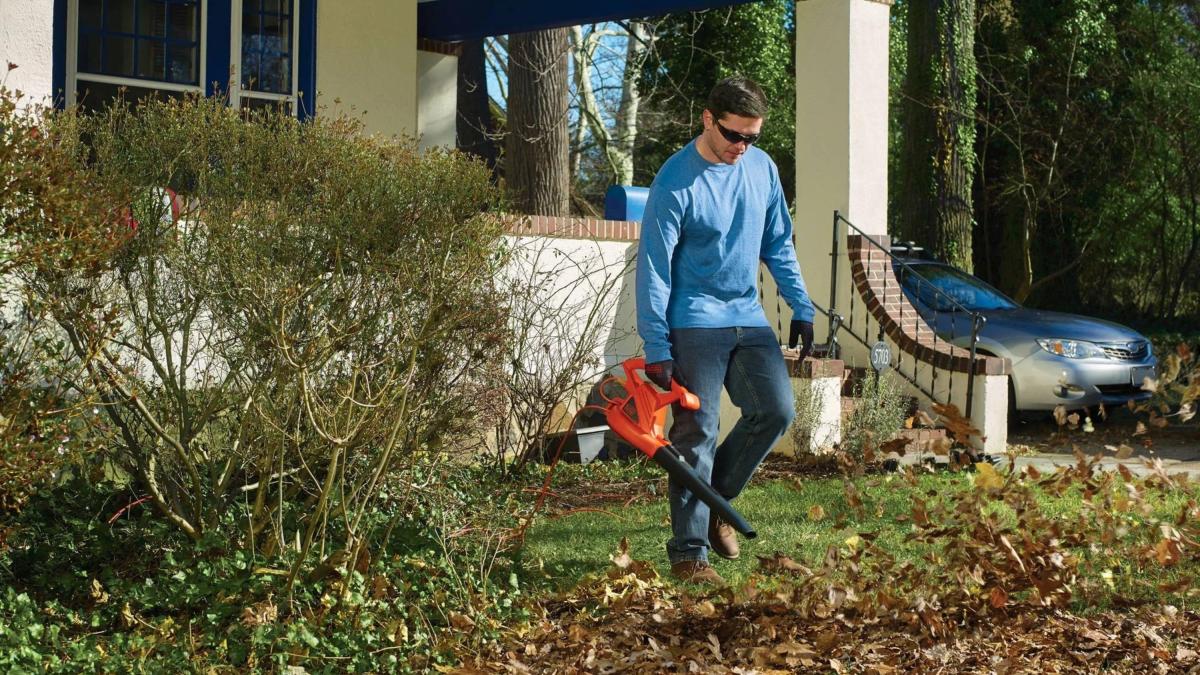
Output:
top-left (601, 358), bottom-right (757, 539)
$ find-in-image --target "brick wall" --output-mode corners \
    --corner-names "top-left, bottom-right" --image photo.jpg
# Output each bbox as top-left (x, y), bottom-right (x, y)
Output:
top-left (847, 234), bottom-right (1009, 376)
top-left (506, 215), bottom-right (641, 242)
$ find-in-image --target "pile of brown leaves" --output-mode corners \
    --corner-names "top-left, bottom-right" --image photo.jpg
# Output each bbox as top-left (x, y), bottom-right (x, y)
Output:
top-left (464, 452), bottom-right (1200, 673)
top-left (478, 568), bottom-right (1198, 673)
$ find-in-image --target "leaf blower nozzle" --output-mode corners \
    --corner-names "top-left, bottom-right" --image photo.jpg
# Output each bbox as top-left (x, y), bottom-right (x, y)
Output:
top-left (602, 358), bottom-right (757, 539)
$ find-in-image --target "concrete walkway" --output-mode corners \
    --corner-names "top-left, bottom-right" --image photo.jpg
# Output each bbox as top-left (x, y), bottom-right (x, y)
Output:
top-left (1000, 411), bottom-right (1200, 477)
top-left (999, 450), bottom-right (1200, 478)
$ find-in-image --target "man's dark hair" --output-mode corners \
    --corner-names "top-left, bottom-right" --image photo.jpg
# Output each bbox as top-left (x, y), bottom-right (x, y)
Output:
top-left (706, 76), bottom-right (768, 121)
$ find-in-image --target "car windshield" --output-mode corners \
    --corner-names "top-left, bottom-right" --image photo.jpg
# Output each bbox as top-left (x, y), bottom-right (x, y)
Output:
top-left (897, 263), bottom-right (1019, 312)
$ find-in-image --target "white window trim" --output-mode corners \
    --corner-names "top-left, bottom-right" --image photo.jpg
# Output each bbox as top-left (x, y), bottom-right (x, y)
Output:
top-left (66, 0), bottom-right (209, 108)
top-left (230, 0), bottom-right (301, 115)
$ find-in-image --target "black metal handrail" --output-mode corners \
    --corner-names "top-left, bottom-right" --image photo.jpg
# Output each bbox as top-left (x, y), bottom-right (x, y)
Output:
top-left (828, 211), bottom-right (987, 418)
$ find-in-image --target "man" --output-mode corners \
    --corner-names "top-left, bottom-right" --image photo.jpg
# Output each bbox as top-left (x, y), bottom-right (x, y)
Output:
top-left (636, 76), bottom-right (815, 585)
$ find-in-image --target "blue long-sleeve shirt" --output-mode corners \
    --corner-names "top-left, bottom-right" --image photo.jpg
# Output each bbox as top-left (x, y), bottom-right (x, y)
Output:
top-left (636, 139), bottom-right (815, 364)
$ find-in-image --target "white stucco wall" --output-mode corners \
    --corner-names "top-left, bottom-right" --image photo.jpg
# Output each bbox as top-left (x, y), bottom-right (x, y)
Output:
top-left (317, 0), bottom-right (417, 138)
top-left (417, 50), bottom-right (456, 152)
top-left (508, 234), bottom-right (845, 457)
top-left (0, 0), bottom-right (56, 103)
top-left (501, 235), bottom-right (641, 383)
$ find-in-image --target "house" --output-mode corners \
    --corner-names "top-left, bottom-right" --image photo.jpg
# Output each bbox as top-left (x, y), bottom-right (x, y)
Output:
top-left (0, 0), bottom-right (1008, 453)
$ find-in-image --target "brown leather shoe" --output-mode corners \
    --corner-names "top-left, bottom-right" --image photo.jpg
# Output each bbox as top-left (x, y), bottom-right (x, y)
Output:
top-left (708, 515), bottom-right (740, 560)
top-left (670, 560), bottom-right (725, 585)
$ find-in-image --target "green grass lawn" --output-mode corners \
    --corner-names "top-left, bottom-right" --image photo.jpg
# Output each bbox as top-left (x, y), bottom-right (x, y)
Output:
top-left (522, 471), bottom-right (960, 588)
top-left (521, 463), bottom-right (1200, 611)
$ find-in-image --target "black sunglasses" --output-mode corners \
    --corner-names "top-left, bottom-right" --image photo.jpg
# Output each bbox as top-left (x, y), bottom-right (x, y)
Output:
top-left (715, 120), bottom-right (761, 146)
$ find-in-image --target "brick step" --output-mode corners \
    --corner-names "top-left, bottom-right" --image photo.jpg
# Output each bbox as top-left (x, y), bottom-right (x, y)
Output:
top-left (838, 396), bottom-right (947, 457)
top-left (894, 427), bottom-right (947, 454)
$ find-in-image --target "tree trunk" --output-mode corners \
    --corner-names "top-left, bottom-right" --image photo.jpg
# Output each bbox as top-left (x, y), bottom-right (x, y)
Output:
top-left (506, 28), bottom-right (570, 216)
top-left (613, 21), bottom-right (649, 187)
top-left (456, 39), bottom-right (499, 174)
top-left (898, 0), bottom-right (976, 272)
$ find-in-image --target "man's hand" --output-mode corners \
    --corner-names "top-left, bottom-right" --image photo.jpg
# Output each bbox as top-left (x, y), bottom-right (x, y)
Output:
top-left (645, 359), bottom-right (679, 391)
top-left (788, 319), bottom-right (814, 361)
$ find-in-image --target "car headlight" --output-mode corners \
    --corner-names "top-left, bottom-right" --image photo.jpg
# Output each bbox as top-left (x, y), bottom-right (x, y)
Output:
top-left (1036, 338), bottom-right (1108, 359)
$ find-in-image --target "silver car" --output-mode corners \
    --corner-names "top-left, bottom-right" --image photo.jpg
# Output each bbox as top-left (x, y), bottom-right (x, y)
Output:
top-left (894, 259), bottom-right (1157, 412)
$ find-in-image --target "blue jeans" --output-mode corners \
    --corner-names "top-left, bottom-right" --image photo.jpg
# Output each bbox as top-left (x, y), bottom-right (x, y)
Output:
top-left (666, 326), bottom-right (795, 564)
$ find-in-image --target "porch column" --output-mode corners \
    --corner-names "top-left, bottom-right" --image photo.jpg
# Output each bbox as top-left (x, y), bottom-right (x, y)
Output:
top-left (316, 0), bottom-right (418, 138)
top-left (793, 0), bottom-right (890, 368)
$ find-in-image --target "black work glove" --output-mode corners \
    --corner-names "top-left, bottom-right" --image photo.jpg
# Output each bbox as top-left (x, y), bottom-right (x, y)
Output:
top-left (644, 359), bottom-right (680, 391)
top-left (788, 319), bottom-right (815, 361)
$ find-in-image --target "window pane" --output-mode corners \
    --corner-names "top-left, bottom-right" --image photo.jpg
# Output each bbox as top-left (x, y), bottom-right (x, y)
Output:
top-left (168, 3), bottom-right (198, 41)
top-left (241, 1), bottom-right (293, 94)
top-left (241, 41), bottom-right (259, 89)
top-left (240, 96), bottom-right (292, 116)
top-left (79, 0), bottom-right (103, 30)
top-left (78, 34), bottom-right (103, 73)
top-left (167, 45), bottom-right (198, 83)
top-left (103, 35), bottom-right (135, 75)
top-left (136, 39), bottom-right (166, 80)
top-left (75, 79), bottom-right (183, 115)
top-left (104, 0), bottom-right (136, 32)
top-left (262, 15), bottom-right (290, 45)
top-left (242, 11), bottom-right (260, 37)
top-left (137, 0), bottom-right (166, 37)
top-left (266, 55), bottom-right (289, 93)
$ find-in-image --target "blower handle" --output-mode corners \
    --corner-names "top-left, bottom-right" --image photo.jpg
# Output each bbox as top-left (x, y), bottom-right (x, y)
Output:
top-left (621, 357), bottom-right (700, 412)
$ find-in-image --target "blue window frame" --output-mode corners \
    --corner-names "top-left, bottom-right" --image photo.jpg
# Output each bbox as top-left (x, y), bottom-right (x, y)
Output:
top-left (77, 0), bottom-right (202, 85)
top-left (54, 0), bottom-right (317, 120)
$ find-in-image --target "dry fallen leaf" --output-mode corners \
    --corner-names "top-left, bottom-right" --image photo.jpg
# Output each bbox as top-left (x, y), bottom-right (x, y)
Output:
top-left (758, 553), bottom-right (810, 575)
top-left (240, 599), bottom-right (279, 627)
top-left (932, 402), bottom-right (980, 444)
top-left (90, 579), bottom-right (109, 605)
top-left (1053, 405), bottom-right (1068, 427)
top-left (974, 463), bottom-right (1005, 490)
top-left (808, 504), bottom-right (826, 522)
top-left (1110, 444), bottom-right (1135, 460)
top-left (1155, 538), bottom-right (1181, 566)
top-left (610, 537), bottom-right (632, 570)
top-left (449, 611), bottom-right (476, 630)
top-left (880, 437), bottom-right (910, 457)
top-left (989, 586), bottom-right (1008, 609)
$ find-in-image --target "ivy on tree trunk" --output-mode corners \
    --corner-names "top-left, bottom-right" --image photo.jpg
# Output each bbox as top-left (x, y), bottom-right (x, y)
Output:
top-left (897, 0), bottom-right (977, 272)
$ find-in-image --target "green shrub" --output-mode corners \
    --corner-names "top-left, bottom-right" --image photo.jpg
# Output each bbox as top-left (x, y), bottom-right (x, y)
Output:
top-left (0, 87), bottom-right (118, 520)
top-left (842, 370), bottom-right (909, 462)
top-left (12, 94), bottom-right (509, 572)
top-left (789, 377), bottom-right (825, 454)
top-left (0, 464), bottom-right (530, 673)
